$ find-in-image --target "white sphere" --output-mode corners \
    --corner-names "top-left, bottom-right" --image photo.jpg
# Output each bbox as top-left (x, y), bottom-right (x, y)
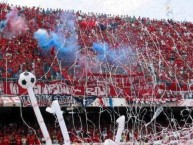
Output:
top-left (18, 72), bottom-right (36, 89)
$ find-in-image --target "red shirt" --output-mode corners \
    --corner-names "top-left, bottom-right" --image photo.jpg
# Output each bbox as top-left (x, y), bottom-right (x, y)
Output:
top-left (92, 134), bottom-right (100, 142)
top-left (35, 138), bottom-right (41, 145)
top-left (16, 137), bottom-right (22, 145)
top-left (0, 139), bottom-right (3, 145)
top-left (27, 135), bottom-right (35, 145)
top-left (3, 136), bottom-right (10, 145)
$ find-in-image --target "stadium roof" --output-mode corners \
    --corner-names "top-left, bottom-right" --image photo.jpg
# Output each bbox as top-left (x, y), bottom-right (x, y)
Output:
top-left (1, 0), bottom-right (193, 22)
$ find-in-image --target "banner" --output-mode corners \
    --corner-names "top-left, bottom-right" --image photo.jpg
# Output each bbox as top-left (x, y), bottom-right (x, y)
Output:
top-left (20, 95), bottom-right (79, 107)
top-left (0, 96), bottom-right (20, 107)
top-left (73, 96), bottom-right (97, 106)
top-left (1, 73), bottom-right (192, 98)
top-left (2, 81), bottom-right (130, 96)
top-left (1, 96), bottom-right (193, 107)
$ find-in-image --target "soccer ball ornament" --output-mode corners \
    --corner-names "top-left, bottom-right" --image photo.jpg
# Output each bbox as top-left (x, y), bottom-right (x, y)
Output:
top-left (18, 72), bottom-right (36, 89)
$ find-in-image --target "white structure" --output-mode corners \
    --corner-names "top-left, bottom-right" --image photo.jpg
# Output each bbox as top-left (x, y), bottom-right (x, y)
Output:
top-left (46, 100), bottom-right (71, 145)
top-left (18, 72), bottom-right (52, 145)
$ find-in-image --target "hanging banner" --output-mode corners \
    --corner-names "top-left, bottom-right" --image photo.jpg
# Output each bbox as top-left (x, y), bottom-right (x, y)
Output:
top-left (20, 95), bottom-right (78, 107)
top-left (0, 96), bottom-right (193, 107)
top-left (73, 96), bottom-right (97, 106)
top-left (2, 81), bottom-right (130, 97)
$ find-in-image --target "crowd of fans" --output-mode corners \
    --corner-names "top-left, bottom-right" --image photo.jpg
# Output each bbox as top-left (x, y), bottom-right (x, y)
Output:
top-left (0, 2), bottom-right (193, 98)
top-left (0, 2), bottom-right (193, 145)
top-left (0, 107), bottom-right (193, 145)
top-left (0, 108), bottom-right (129, 144)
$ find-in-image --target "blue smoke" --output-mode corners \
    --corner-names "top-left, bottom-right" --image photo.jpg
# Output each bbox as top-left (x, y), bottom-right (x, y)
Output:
top-left (92, 42), bottom-right (134, 66)
top-left (56, 12), bottom-right (79, 63)
top-left (49, 32), bottom-right (64, 49)
top-left (92, 42), bottom-right (109, 61)
top-left (34, 28), bottom-right (78, 61)
top-left (34, 29), bottom-right (65, 52)
top-left (33, 29), bottom-right (50, 50)
top-left (34, 12), bottom-right (79, 64)
top-left (108, 48), bottom-right (129, 65)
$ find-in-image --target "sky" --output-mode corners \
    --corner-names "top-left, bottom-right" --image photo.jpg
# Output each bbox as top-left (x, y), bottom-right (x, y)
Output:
top-left (1, 0), bottom-right (193, 22)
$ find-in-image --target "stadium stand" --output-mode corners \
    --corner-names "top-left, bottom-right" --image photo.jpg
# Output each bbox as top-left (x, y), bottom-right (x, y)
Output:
top-left (0, 3), bottom-right (193, 97)
top-left (1, 2), bottom-right (193, 144)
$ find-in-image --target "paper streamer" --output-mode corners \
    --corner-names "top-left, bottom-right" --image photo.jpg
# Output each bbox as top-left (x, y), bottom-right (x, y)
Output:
top-left (146, 106), bottom-right (163, 127)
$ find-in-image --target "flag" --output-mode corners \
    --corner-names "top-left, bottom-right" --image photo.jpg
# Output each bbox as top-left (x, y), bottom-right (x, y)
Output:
top-left (73, 96), bottom-right (97, 106)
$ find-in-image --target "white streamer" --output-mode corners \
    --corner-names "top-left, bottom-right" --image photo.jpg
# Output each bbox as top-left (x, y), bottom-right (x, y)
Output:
top-left (146, 106), bottom-right (163, 127)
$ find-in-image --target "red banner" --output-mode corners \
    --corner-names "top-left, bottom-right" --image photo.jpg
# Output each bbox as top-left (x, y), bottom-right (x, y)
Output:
top-left (2, 81), bottom-right (131, 96)
top-left (2, 73), bottom-right (190, 97)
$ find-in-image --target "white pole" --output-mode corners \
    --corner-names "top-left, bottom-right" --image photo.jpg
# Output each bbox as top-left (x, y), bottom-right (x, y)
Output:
top-left (104, 139), bottom-right (117, 145)
top-left (115, 115), bottom-right (125, 143)
top-left (27, 87), bottom-right (52, 145)
top-left (104, 116), bottom-right (125, 145)
top-left (51, 100), bottom-right (71, 145)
